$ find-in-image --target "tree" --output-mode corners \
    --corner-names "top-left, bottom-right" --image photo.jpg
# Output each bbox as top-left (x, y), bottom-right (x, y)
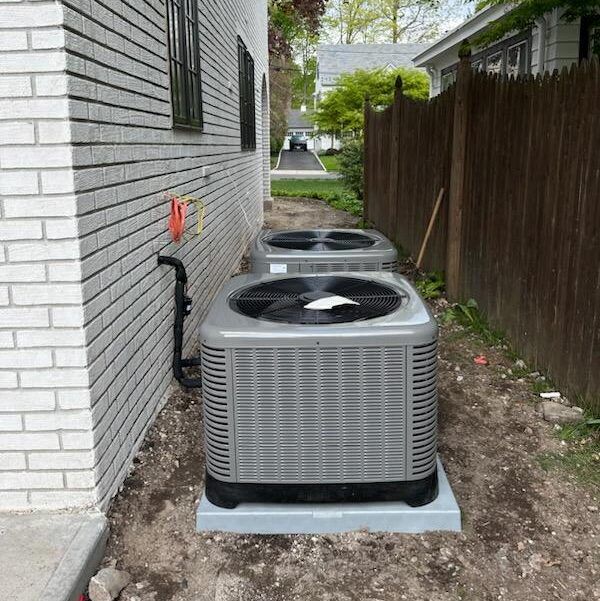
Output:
top-left (374, 0), bottom-right (444, 43)
top-left (268, 0), bottom-right (326, 149)
top-left (291, 30), bottom-right (319, 108)
top-left (312, 67), bottom-right (429, 140)
top-left (476, 0), bottom-right (600, 48)
top-left (322, 0), bottom-right (457, 44)
top-left (324, 0), bottom-right (378, 44)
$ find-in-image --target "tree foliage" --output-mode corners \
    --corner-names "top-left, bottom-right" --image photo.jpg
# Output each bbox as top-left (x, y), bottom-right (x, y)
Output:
top-left (337, 139), bottom-right (365, 199)
top-left (476, 0), bottom-right (600, 47)
top-left (269, 0), bottom-right (326, 58)
top-left (312, 68), bottom-right (429, 136)
top-left (324, 0), bottom-right (447, 44)
top-left (268, 1), bottom-right (326, 149)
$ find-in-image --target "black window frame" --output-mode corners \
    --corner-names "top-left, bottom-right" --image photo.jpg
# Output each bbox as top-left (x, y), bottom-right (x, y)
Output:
top-left (166, 0), bottom-right (203, 129)
top-left (238, 37), bottom-right (256, 151)
top-left (471, 30), bottom-right (532, 77)
top-left (579, 14), bottom-right (600, 61)
top-left (441, 29), bottom-right (532, 89)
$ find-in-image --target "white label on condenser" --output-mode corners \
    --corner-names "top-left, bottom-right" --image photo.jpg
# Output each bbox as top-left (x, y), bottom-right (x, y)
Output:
top-left (270, 263), bottom-right (287, 274)
top-left (304, 295), bottom-right (359, 310)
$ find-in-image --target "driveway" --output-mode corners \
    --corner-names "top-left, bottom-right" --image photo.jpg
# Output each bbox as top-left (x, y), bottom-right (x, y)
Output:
top-left (276, 149), bottom-right (323, 171)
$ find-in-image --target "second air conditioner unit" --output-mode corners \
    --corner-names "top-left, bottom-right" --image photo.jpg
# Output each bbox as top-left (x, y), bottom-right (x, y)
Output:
top-left (251, 229), bottom-right (398, 274)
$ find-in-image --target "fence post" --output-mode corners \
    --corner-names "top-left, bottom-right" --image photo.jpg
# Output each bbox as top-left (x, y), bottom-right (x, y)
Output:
top-left (446, 41), bottom-right (472, 299)
top-left (363, 95), bottom-right (371, 223)
top-left (387, 76), bottom-right (403, 239)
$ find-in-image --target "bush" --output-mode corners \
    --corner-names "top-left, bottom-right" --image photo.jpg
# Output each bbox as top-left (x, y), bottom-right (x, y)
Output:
top-left (270, 136), bottom-right (284, 154)
top-left (338, 139), bottom-right (364, 199)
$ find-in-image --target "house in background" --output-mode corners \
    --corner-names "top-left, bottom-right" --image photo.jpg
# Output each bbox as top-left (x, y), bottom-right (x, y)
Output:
top-left (315, 43), bottom-right (430, 102)
top-left (414, 5), bottom-right (600, 96)
top-left (0, 0), bottom-right (268, 511)
top-left (285, 107), bottom-right (317, 151)
top-left (312, 43), bottom-right (429, 150)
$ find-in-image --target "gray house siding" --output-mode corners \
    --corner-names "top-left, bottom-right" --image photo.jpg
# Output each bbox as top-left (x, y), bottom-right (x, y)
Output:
top-left (0, 0), bottom-right (269, 510)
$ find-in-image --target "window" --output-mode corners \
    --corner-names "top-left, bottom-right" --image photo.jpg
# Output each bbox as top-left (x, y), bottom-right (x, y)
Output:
top-left (486, 50), bottom-right (503, 74)
top-left (471, 58), bottom-right (483, 72)
top-left (580, 15), bottom-right (600, 61)
top-left (166, 0), bottom-right (203, 128)
top-left (238, 37), bottom-right (256, 150)
top-left (441, 69), bottom-right (456, 91)
top-left (470, 31), bottom-right (531, 77)
top-left (506, 40), bottom-right (528, 78)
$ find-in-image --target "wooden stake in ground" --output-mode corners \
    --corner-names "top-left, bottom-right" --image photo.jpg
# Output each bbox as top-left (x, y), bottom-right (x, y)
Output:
top-left (416, 188), bottom-right (445, 269)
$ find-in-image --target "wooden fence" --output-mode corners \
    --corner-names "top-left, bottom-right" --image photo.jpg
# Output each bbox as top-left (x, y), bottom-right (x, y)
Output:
top-left (364, 53), bottom-right (600, 409)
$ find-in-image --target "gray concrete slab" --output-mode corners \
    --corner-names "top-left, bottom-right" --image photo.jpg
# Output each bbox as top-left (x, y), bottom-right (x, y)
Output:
top-left (196, 457), bottom-right (461, 534)
top-left (276, 150), bottom-right (324, 171)
top-left (0, 511), bottom-right (108, 601)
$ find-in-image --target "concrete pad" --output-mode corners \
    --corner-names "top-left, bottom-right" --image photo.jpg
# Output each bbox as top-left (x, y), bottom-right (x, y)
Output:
top-left (197, 457), bottom-right (461, 534)
top-left (0, 511), bottom-right (108, 601)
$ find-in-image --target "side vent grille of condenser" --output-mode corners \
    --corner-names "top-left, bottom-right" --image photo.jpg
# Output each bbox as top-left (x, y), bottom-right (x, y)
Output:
top-left (409, 340), bottom-right (438, 477)
top-left (382, 261), bottom-right (398, 272)
top-left (311, 262), bottom-right (379, 273)
top-left (200, 345), bottom-right (232, 480)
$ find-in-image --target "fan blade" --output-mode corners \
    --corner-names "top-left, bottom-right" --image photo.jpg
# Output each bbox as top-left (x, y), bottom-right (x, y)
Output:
top-left (261, 297), bottom-right (302, 316)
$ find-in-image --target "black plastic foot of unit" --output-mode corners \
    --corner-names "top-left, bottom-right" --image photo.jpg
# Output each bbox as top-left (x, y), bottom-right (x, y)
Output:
top-left (205, 469), bottom-right (438, 509)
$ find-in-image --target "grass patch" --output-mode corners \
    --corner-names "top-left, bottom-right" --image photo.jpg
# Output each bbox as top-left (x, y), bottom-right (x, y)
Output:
top-left (319, 154), bottom-right (339, 171)
top-left (538, 407), bottom-right (600, 489)
top-left (271, 178), bottom-right (362, 217)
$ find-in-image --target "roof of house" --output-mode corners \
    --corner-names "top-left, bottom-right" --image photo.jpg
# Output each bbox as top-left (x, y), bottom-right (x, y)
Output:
top-left (413, 5), bottom-right (513, 66)
top-left (317, 43), bottom-right (430, 85)
top-left (287, 108), bottom-right (314, 130)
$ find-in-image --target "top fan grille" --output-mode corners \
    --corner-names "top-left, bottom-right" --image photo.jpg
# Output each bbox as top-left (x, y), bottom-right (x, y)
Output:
top-left (229, 276), bottom-right (404, 324)
top-left (265, 230), bottom-right (376, 251)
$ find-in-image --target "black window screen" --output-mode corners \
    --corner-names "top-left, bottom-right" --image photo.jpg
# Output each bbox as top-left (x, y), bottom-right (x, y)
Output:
top-left (238, 37), bottom-right (256, 150)
top-left (166, 0), bottom-right (203, 128)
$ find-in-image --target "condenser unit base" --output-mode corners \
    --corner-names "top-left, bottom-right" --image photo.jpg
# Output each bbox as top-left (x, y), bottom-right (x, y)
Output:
top-left (196, 457), bottom-right (461, 534)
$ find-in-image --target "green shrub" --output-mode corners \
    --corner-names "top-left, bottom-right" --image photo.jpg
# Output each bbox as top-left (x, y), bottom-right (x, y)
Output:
top-left (338, 139), bottom-right (364, 199)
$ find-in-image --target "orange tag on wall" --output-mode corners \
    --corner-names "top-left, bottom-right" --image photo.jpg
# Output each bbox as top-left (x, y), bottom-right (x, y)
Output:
top-left (168, 196), bottom-right (188, 243)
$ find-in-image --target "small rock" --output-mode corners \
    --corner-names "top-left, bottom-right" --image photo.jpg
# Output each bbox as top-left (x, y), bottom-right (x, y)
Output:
top-left (587, 506), bottom-right (598, 512)
top-left (539, 391), bottom-right (561, 399)
top-left (89, 567), bottom-right (131, 601)
top-left (539, 401), bottom-right (584, 425)
top-left (524, 426), bottom-right (533, 435)
top-left (515, 359), bottom-right (526, 369)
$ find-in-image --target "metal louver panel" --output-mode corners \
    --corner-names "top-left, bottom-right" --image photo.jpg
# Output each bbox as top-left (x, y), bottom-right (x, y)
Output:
top-left (381, 261), bottom-right (398, 272)
top-left (408, 340), bottom-right (438, 478)
top-left (231, 346), bottom-right (407, 483)
top-left (200, 344), bottom-right (234, 480)
top-left (310, 262), bottom-right (379, 273)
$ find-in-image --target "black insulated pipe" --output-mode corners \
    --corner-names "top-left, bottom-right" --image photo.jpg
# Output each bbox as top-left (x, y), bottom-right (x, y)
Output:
top-left (158, 255), bottom-right (202, 388)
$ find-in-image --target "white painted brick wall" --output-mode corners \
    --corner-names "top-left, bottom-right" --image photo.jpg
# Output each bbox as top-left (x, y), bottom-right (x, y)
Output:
top-left (0, 0), bottom-right (94, 510)
top-left (0, 0), bottom-right (269, 510)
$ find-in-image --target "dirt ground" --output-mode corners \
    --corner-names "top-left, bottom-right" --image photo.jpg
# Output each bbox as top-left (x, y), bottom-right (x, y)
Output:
top-left (102, 197), bottom-right (599, 601)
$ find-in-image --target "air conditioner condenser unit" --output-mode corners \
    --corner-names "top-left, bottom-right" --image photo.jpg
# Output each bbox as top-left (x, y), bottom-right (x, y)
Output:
top-left (251, 229), bottom-right (398, 274)
top-left (199, 273), bottom-right (439, 509)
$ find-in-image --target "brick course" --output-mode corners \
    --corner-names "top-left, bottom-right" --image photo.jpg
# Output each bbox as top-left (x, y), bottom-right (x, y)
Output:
top-left (0, 0), bottom-right (268, 510)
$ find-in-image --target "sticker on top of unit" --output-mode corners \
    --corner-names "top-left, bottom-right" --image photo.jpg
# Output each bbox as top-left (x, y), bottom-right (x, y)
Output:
top-left (270, 264), bottom-right (287, 274)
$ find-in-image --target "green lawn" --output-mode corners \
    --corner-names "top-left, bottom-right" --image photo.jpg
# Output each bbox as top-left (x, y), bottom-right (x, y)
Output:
top-left (271, 178), bottom-right (362, 217)
top-left (318, 154), bottom-right (339, 172)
